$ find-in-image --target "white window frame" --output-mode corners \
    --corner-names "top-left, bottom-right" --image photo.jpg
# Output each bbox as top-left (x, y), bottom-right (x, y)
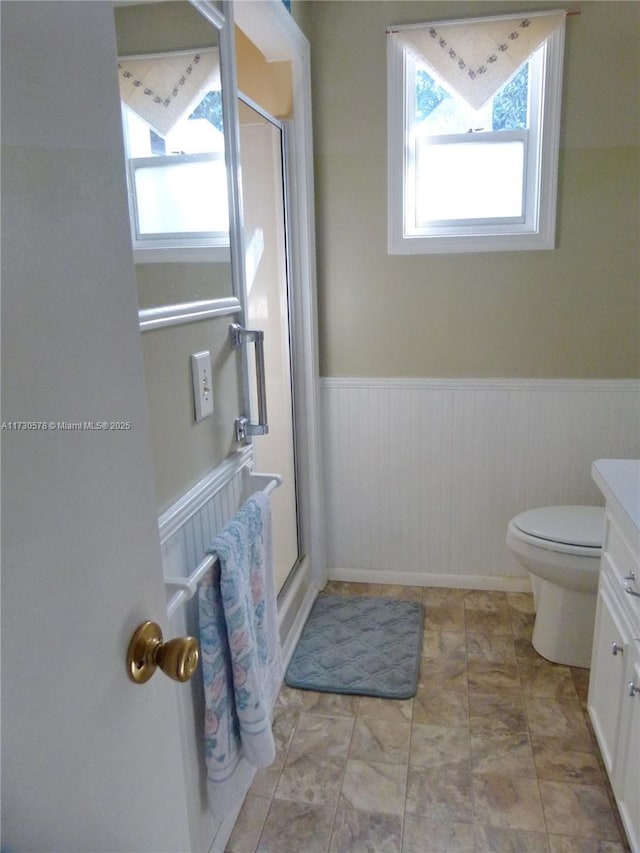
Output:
top-left (409, 129), bottom-right (529, 227)
top-left (388, 15), bottom-right (566, 254)
top-left (127, 152), bottom-right (229, 247)
top-left (121, 104), bottom-right (231, 264)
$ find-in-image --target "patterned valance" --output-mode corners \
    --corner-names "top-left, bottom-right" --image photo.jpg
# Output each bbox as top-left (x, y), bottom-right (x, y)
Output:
top-left (118, 48), bottom-right (220, 137)
top-left (395, 10), bottom-right (565, 110)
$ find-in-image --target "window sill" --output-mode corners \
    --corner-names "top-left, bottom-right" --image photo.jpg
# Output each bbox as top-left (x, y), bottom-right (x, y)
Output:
top-left (133, 244), bottom-right (230, 264)
top-left (388, 228), bottom-right (556, 255)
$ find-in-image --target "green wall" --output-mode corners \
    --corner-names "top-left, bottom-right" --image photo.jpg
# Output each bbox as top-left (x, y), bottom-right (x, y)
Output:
top-left (141, 317), bottom-right (242, 513)
top-left (306, 0), bottom-right (640, 378)
top-left (115, 2), bottom-right (242, 513)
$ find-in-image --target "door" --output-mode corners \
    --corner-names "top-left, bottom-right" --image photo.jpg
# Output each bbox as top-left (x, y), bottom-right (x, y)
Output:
top-left (239, 99), bottom-right (300, 593)
top-left (2, 4), bottom-right (192, 850)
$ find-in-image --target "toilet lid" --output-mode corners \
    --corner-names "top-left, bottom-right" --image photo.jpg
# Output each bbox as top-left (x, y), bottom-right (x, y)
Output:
top-left (513, 506), bottom-right (605, 548)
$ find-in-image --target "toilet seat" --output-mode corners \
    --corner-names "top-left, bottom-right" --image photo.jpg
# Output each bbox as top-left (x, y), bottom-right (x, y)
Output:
top-left (511, 506), bottom-right (604, 557)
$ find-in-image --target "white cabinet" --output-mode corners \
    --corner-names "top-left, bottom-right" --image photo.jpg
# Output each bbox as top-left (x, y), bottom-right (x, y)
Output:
top-left (589, 459), bottom-right (640, 853)
top-left (617, 654), bottom-right (640, 852)
top-left (589, 574), bottom-right (634, 774)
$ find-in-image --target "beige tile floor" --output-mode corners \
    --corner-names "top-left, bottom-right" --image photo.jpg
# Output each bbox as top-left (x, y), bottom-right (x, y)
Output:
top-left (226, 582), bottom-right (631, 853)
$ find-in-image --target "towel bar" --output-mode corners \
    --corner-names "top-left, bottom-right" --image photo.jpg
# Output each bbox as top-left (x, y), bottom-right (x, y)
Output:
top-left (165, 471), bottom-right (283, 616)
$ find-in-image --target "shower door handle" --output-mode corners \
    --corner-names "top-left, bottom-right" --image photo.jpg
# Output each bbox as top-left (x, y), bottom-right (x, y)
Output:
top-left (230, 323), bottom-right (269, 440)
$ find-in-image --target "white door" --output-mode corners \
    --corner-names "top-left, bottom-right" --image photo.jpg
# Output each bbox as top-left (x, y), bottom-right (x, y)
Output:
top-left (2, 4), bottom-right (192, 850)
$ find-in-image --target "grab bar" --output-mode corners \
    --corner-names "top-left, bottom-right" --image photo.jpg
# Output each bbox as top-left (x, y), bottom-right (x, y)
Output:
top-left (165, 471), bottom-right (283, 617)
top-left (230, 323), bottom-right (269, 441)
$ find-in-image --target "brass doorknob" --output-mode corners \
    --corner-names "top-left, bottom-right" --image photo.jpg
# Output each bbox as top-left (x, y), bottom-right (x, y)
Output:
top-left (126, 621), bottom-right (199, 684)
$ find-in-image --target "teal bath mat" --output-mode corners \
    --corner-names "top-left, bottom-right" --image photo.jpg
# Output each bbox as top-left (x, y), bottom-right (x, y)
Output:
top-left (284, 595), bottom-right (424, 699)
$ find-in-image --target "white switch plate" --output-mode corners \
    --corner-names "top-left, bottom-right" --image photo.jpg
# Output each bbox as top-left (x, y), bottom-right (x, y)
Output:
top-left (191, 351), bottom-right (214, 421)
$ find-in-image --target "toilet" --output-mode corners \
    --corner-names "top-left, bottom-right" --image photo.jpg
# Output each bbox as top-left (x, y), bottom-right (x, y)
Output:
top-left (506, 505), bottom-right (605, 668)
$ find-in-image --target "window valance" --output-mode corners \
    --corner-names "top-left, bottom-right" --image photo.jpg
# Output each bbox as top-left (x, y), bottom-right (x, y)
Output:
top-left (118, 48), bottom-right (220, 137)
top-left (393, 10), bottom-right (565, 110)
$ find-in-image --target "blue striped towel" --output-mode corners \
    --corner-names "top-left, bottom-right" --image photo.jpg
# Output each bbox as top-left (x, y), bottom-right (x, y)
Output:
top-left (198, 490), bottom-right (283, 817)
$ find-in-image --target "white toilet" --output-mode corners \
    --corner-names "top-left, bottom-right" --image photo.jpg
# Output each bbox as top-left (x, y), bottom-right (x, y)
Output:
top-left (506, 505), bottom-right (605, 668)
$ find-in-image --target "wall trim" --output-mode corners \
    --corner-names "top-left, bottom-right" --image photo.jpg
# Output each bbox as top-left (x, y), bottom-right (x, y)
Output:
top-left (158, 445), bottom-right (253, 544)
top-left (211, 797), bottom-right (252, 853)
top-left (280, 581), bottom-right (317, 669)
top-left (139, 297), bottom-right (241, 332)
top-left (322, 377), bottom-right (640, 392)
top-left (328, 567), bottom-right (532, 594)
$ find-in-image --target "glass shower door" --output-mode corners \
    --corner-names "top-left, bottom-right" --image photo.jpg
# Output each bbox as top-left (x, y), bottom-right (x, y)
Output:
top-left (239, 98), bottom-right (300, 594)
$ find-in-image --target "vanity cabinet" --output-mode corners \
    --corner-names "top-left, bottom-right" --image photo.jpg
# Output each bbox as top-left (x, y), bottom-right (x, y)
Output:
top-left (618, 653), bottom-right (640, 851)
top-left (589, 575), bottom-right (634, 772)
top-left (589, 460), bottom-right (640, 853)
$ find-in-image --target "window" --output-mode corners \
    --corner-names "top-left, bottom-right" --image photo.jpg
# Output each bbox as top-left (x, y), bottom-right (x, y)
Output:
top-left (118, 49), bottom-right (229, 262)
top-left (123, 100), bottom-right (228, 246)
top-left (388, 12), bottom-right (566, 254)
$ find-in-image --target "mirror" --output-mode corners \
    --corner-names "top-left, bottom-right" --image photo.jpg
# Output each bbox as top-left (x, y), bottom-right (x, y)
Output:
top-left (114, 0), bottom-right (241, 329)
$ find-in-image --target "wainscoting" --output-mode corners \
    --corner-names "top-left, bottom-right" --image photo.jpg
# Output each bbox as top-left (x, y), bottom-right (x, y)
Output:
top-left (157, 447), bottom-right (257, 853)
top-left (157, 445), bottom-right (317, 853)
top-left (321, 378), bottom-right (640, 591)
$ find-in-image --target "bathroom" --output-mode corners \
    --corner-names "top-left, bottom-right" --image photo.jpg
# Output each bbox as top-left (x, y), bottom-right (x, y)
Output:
top-left (2, 0), bottom-right (639, 851)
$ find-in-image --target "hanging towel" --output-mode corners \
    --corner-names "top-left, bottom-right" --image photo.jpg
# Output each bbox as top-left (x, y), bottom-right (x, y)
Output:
top-left (198, 490), bottom-right (283, 816)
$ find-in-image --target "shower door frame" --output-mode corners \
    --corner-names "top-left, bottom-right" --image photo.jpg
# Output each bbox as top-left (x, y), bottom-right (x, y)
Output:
top-left (232, 0), bottom-right (327, 617)
top-left (238, 91), bottom-right (301, 594)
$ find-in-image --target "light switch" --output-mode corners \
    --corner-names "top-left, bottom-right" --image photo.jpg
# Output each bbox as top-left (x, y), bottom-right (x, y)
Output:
top-left (191, 351), bottom-right (214, 421)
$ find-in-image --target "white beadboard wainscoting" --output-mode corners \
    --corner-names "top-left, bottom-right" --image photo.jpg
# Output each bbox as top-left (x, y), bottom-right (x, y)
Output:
top-left (157, 446), bottom-right (316, 853)
top-left (158, 447), bottom-right (259, 853)
top-left (321, 378), bottom-right (640, 592)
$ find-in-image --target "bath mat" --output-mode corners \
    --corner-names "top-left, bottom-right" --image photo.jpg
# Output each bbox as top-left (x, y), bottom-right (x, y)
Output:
top-left (284, 595), bottom-right (424, 699)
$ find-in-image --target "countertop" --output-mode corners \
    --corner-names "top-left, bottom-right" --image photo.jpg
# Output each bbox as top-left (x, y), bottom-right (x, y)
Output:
top-left (592, 459), bottom-right (640, 533)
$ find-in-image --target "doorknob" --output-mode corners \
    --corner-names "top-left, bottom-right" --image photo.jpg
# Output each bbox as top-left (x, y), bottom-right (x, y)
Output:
top-left (126, 621), bottom-right (199, 684)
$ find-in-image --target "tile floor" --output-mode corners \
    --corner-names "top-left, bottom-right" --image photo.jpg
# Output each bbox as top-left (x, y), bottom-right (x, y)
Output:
top-left (226, 582), bottom-right (631, 852)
